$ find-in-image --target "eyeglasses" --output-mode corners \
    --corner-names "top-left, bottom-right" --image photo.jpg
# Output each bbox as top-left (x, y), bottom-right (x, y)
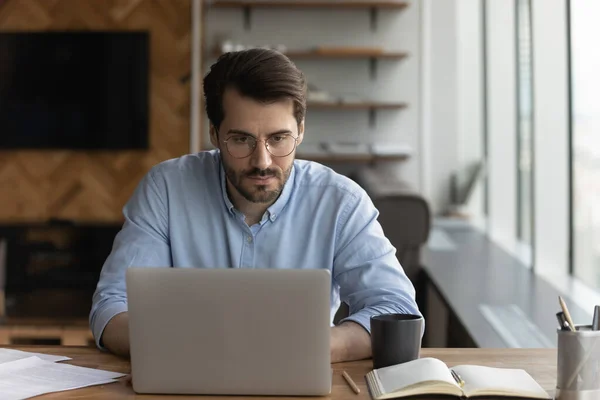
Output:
top-left (221, 132), bottom-right (300, 159)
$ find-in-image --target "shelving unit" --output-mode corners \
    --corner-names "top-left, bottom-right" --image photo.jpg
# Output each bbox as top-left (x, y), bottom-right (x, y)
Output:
top-left (211, 49), bottom-right (408, 78)
top-left (201, 0), bottom-right (414, 164)
top-left (0, 319), bottom-right (93, 346)
top-left (308, 101), bottom-right (408, 110)
top-left (308, 102), bottom-right (408, 126)
top-left (207, 1), bottom-right (409, 10)
top-left (296, 153), bottom-right (410, 164)
top-left (206, 0), bottom-right (409, 31)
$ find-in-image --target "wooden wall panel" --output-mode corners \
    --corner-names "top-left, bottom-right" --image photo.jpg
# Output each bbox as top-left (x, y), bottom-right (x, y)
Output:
top-left (0, 0), bottom-right (191, 223)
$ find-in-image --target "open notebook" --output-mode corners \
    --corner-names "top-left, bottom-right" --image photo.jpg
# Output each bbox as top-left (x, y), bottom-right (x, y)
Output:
top-left (365, 357), bottom-right (550, 399)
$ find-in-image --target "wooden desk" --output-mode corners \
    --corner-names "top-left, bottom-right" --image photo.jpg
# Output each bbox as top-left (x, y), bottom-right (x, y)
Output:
top-left (5, 346), bottom-right (557, 399)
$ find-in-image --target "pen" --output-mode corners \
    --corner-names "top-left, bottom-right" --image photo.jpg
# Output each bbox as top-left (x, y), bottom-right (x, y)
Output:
top-left (593, 306), bottom-right (600, 331)
top-left (451, 370), bottom-right (465, 387)
top-left (556, 311), bottom-right (570, 331)
top-left (342, 371), bottom-right (360, 394)
top-left (558, 296), bottom-right (576, 332)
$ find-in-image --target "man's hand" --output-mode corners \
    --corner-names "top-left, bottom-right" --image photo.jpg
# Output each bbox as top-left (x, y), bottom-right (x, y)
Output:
top-left (330, 321), bottom-right (371, 363)
top-left (101, 312), bottom-right (130, 358)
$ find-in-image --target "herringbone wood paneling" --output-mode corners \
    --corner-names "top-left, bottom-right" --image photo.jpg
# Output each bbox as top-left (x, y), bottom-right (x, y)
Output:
top-left (0, 0), bottom-right (191, 222)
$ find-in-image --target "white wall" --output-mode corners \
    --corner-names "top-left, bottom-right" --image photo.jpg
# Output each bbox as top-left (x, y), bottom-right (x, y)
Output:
top-left (485, 0), bottom-right (518, 251)
top-left (456, 0), bottom-right (485, 221)
top-left (421, 0), bottom-right (488, 217)
top-left (200, 0), bottom-right (422, 189)
top-left (420, 0), bottom-right (459, 214)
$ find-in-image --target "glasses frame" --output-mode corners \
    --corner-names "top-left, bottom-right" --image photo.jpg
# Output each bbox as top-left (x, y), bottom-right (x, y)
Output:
top-left (218, 129), bottom-right (300, 159)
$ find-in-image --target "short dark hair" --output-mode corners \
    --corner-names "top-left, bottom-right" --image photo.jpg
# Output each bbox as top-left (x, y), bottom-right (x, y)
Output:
top-left (203, 48), bottom-right (307, 130)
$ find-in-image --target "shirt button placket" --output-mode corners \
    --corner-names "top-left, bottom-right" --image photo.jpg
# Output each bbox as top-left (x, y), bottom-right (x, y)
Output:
top-left (241, 232), bottom-right (255, 269)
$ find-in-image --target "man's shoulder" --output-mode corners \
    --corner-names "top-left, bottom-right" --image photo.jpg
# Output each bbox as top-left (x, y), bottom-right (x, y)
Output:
top-left (149, 150), bottom-right (220, 182)
top-left (293, 159), bottom-right (365, 200)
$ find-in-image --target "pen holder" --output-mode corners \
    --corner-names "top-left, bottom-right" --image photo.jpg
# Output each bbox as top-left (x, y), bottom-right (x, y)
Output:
top-left (556, 325), bottom-right (600, 400)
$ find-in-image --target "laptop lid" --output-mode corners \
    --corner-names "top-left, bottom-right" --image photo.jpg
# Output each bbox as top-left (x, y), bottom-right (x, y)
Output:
top-left (126, 267), bottom-right (332, 396)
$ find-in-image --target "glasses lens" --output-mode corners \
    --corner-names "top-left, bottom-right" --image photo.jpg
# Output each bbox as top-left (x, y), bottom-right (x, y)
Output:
top-left (267, 135), bottom-right (296, 157)
top-left (227, 137), bottom-right (256, 158)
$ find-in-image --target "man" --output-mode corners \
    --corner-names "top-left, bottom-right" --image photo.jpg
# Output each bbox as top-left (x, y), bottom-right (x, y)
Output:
top-left (89, 48), bottom-right (422, 362)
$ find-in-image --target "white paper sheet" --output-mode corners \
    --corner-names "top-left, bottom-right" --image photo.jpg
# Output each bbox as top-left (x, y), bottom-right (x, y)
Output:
top-left (0, 348), bottom-right (71, 364)
top-left (0, 356), bottom-right (126, 400)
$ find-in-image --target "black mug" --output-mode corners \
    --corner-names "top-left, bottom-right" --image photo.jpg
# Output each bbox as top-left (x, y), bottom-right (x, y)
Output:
top-left (370, 313), bottom-right (424, 369)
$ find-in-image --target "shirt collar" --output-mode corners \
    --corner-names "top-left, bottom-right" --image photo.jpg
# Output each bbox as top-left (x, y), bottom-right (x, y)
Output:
top-left (217, 152), bottom-right (296, 221)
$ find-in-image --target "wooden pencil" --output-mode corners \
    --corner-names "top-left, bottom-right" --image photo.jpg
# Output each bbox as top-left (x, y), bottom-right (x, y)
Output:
top-left (559, 296), bottom-right (576, 332)
top-left (342, 370), bottom-right (360, 394)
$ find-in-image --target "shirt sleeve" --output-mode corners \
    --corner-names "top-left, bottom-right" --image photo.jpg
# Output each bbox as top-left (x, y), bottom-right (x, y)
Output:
top-left (89, 166), bottom-right (173, 350)
top-left (333, 189), bottom-right (423, 336)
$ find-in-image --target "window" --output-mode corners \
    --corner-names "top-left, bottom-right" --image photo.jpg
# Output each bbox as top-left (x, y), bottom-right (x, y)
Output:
top-left (516, 0), bottom-right (534, 253)
top-left (570, 0), bottom-right (600, 287)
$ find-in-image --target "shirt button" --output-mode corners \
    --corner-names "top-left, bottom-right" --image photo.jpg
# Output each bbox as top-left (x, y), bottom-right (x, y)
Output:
top-left (247, 236), bottom-right (253, 243)
top-left (271, 214), bottom-right (277, 221)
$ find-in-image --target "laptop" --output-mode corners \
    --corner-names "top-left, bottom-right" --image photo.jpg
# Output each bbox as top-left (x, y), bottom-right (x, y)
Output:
top-left (126, 267), bottom-right (332, 396)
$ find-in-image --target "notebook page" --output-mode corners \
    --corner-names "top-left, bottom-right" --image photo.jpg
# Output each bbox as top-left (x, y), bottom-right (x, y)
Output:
top-left (452, 365), bottom-right (550, 399)
top-left (0, 356), bottom-right (126, 400)
top-left (376, 357), bottom-right (459, 394)
top-left (0, 348), bottom-right (71, 364)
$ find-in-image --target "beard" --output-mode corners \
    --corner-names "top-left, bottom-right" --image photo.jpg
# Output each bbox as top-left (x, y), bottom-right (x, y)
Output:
top-left (224, 162), bottom-right (293, 204)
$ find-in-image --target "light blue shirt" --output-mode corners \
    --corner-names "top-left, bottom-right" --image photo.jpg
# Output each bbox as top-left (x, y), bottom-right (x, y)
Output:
top-left (89, 150), bottom-right (422, 349)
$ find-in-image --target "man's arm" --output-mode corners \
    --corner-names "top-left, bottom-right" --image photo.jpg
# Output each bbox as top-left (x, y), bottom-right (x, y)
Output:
top-left (330, 321), bottom-right (371, 363)
top-left (89, 167), bottom-right (172, 356)
top-left (101, 312), bottom-right (130, 357)
top-left (331, 188), bottom-right (422, 363)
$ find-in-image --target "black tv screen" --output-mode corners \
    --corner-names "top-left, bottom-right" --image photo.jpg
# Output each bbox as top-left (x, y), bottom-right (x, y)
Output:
top-left (0, 31), bottom-right (149, 150)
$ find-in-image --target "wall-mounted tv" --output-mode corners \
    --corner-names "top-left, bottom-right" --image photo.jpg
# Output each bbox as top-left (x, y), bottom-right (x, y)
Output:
top-left (0, 31), bottom-right (150, 150)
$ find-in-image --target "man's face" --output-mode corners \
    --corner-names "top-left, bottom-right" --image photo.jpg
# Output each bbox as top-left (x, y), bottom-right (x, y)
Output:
top-left (210, 88), bottom-right (304, 204)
